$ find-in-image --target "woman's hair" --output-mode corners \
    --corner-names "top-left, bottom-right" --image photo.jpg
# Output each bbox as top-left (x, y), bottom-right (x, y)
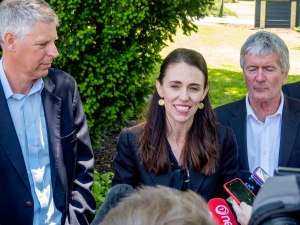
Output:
top-left (138, 48), bottom-right (219, 176)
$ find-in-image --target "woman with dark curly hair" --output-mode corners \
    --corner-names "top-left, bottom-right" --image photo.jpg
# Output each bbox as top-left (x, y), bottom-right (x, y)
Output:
top-left (112, 48), bottom-right (238, 200)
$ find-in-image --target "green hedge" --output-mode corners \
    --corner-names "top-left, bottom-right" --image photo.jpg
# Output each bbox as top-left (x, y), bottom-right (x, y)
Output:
top-left (0, 0), bottom-right (214, 146)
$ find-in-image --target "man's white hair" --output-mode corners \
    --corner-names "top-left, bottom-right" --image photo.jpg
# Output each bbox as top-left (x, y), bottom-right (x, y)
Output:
top-left (240, 31), bottom-right (289, 73)
top-left (0, 0), bottom-right (59, 48)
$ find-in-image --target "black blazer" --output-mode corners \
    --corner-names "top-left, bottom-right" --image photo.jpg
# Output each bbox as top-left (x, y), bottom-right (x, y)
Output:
top-left (215, 95), bottom-right (300, 171)
top-left (0, 68), bottom-right (96, 225)
top-left (112, 124), bottom-right (238, 201)
top-left (282, 81), bottom-right (300, 100)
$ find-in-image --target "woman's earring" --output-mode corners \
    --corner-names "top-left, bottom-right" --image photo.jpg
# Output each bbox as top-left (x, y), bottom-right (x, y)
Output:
top-left (158, 99), bottom-right (165, 106)
top-left (199, 102), bottom-right (204, 109)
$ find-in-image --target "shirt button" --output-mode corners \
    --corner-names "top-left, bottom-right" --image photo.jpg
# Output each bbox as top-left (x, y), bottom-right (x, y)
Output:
top-left (26, 201), bottom-right (32, 207)
top-left (28, 123), bottom-right (31, 126)
top-left (31, 146), bottom-right (34, 150)
top-left (42, 217), bottom-right (45, 221)
top-left (25, 99), bottom-right (27, 102)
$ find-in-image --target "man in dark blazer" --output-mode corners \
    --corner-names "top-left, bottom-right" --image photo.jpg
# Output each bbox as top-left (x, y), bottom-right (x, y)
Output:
top-left (0, 0), bottom-right (95, 225)
top-left (215, 31), bottom-right (300, 175)
top-left (282, 81), bottom-right (300, 100)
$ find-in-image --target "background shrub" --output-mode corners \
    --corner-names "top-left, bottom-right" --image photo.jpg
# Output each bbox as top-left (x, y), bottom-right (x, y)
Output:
top-left (93, 171), bottom-right (114, 212)
top-left (0, 0), bottom-right (215, 146)
top-left (46, 0), bottom-right (214, 146)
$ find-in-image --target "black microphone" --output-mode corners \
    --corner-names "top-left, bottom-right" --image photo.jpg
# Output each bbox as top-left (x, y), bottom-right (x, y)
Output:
top-left (235, 170), bottom-right (261, 195)
top-left (90, 184), bottom-right (137, 225)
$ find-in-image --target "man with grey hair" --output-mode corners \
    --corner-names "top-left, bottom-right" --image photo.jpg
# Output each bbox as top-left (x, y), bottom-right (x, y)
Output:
top-left (215, 31), bottom-right (300, 224)
top-left (215, 31), bottom-right (300, 176)
top-left (0, 0), bottom-right (95, 225)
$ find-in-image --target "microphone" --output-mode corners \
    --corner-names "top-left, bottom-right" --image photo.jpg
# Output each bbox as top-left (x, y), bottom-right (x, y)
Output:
top-left (235, 170), bottom-right (261, 195)
top-left (208, 198), bottom-right (238, 225)
top-left (90, 184), bottom-right (137, 225)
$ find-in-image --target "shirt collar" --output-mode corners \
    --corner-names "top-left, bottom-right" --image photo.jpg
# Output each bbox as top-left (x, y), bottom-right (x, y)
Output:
top-left (246, 91), bottom-right (285, 121)
top-left (0, 58), bottom-right (44, 100)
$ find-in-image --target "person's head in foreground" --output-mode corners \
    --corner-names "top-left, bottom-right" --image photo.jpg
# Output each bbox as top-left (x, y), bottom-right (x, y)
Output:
top-left (140, 48), bottom-right (219, 176)
top-left (240, 31), bottom-right (289, 109)
top-left (99, 185), bottom-right (216, 225)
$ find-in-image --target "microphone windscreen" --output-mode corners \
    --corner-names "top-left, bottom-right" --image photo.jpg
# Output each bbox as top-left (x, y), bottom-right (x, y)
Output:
top-left (90, 184), bottom-right (137, 225)
top-left (208, 198), bottom-right (237, 225)
top-left (235, 170), bottom-right (260, 195)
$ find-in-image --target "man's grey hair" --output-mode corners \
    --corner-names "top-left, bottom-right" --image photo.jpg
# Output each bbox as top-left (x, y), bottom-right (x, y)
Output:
top-left (99, 185), bottom-right (216, 225)
top-left (240, 31), bottom-right (290, 73)
top-left (0, 0), bottom-right (59, 48)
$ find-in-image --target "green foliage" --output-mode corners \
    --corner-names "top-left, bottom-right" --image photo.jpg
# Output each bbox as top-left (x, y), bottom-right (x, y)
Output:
top-left (294, 26), bottom-right (300, 32)
top-left (205, 3), bottom-right (238, 18)
top-left (42, 0), bottom-right (214, 146)
top-left (93, 171), bottom-right (114, 212)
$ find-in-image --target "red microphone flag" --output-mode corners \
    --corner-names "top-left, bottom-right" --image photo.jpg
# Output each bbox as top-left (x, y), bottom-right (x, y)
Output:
top-left (208, 198), bottom-right (237, 225)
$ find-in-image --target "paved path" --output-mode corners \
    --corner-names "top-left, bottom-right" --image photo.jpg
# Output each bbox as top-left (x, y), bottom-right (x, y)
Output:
top-left (195, 16), bottom-right (254, 25)
top-left (195, 1), bottom-right (255, 25)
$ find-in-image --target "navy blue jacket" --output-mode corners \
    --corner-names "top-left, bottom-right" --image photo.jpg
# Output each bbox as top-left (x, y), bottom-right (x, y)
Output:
top-left (0, 68), bottom-right (96, 225)
top-left (215, 95), bottom-right (300, 172)
top-left (112, 124), bottom-right (238, 201)
top-left (282, 81), bottom-right (300, 100)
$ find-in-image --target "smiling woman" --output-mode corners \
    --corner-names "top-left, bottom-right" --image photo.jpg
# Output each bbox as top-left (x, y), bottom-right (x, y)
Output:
top-left (112, 48), bottom-right (238, 201)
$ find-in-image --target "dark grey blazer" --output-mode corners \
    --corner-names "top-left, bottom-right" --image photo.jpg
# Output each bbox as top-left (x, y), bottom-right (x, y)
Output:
top-left (282, 81), bottom-right (300, 100)
top-left (215, 95), bottom-right (300, 171)
top-left (112, 124), bottom-right (238, 201)
top-left (0, 68), bottom-right (96, 225)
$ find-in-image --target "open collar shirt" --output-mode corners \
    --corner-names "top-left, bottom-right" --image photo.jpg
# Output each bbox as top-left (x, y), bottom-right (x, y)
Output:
top-left (0, 58), bottom-right (62, 225)
top-left (246, 92), bottom-right (284, 176)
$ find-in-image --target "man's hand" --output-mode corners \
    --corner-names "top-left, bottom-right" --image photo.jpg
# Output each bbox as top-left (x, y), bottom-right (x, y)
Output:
top-left (231, 201), bottom-right (252, 225)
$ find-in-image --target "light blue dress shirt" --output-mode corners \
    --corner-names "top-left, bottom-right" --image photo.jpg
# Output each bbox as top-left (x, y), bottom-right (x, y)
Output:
top-left (0, 59), bottom-right (62, 225)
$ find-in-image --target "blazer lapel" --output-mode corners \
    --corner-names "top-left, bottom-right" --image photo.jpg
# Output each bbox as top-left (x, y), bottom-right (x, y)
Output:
top-left (189, 167), bottom-right (206, 192)
top-left (0, 82), bottom-right (31, 192)
top-left (41, 76), bottom-right (63, 190)
top-left (148, 169), bottom-right (172, 187)
top-left (228, 99), bottom-right (249, 171)
top-left (278, 96), bottom-right (300, 167)
top-left (148, 140), bottom-right (177, 186)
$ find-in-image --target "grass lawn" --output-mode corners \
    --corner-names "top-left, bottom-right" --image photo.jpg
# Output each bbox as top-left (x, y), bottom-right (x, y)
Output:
top-left (208, 68), bottom-right (300, 107)
top-left (160, 24), bottom-right (300, 75)
top-left (150, 66), bottom-right (300, 108)
top-left (153, 24), bottom-right (300, 107)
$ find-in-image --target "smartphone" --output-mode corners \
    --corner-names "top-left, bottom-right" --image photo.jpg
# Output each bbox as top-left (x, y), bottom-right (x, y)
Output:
top-left (251, 167), bottom-right (270, 186)
top-left (223, 178), bottom-right (256, 206)
top-left (275, 167), bottom-right (300, 176)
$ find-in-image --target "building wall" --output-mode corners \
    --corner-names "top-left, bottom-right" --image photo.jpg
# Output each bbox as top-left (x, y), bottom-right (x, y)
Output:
top-left (255, 0), bottom-right (300, 28)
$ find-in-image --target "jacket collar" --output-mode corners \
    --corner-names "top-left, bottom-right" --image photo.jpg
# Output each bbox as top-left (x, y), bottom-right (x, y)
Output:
top-left (0, 80), bottom-right (31, 191)
top-left (228, 98), bottom-right (249, 170)
top-left (278, 95), bottom-right (300, 167)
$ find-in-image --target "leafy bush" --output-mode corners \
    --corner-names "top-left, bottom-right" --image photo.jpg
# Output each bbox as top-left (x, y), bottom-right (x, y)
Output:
top-left (0, 0), bottom-right (215, 146)
top-left (93, 171), bottom-right (114, 211)
top-left (294, 26), bottom-right (300, 32)
top-left (44, 0), bottom-right (214, 146)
